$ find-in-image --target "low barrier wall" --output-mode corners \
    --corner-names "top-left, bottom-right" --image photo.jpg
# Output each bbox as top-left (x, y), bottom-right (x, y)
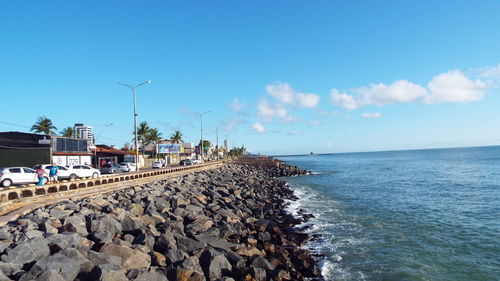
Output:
top-left (0, 162), bottom-right (221, 208)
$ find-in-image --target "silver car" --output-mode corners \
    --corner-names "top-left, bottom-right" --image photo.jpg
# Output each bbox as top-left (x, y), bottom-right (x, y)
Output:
top-left (100, 163), bottom-right (125, 174)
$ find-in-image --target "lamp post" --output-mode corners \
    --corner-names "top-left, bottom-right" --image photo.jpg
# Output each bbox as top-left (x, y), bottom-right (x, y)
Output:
top-left (193, 110), bottom-right (210, 162)
top-left (117, 80), bottom-right (151, 171)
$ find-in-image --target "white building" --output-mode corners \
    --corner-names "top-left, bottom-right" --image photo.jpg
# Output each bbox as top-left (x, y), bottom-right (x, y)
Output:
top-left (74, 123), bottom-right (94, 145)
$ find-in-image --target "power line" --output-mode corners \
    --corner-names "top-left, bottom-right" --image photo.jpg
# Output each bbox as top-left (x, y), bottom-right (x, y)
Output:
top-left (0, 121), bottom-right (31, 129)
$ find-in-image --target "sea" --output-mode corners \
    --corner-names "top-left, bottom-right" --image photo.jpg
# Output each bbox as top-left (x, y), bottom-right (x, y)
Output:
top-left (278, 146), bottom-right (500, 281)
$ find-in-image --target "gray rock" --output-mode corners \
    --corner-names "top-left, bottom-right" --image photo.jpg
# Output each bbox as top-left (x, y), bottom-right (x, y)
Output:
top-left (165, 249), bottom-right (188, 264)
top-left (49, 209), bottom-right (74, 219)
top-left (174, 235), bottom-right (206, 253)
top-left (91, 264), bottom-right (128, 281)
top-left (0, 230), bottom-right (13, 241)
top-left (133, 271), bottom-right (168, 281)
top-left (0, 262), bottom-right (22, 277)
top-left (2, 237), bottom-right (50, 265)
top-left (61, 215), bottom-right (89, 236)
top-left (90, 216), bottom-right (122, 243)
top-left (24, 230), bottom-right (43, 239)
top-left (251, 256), bottom-right (274, 270)
top-left (0, 270), bottom-right (12, 281)
top-left (87, 250), bottom-right (122, 267)
top-left (154, 233), bottom-right (177, 253)
top-left (121, 216), bottom-right (143, 232)
top-left (45, 233), bottom-right (82, 251)
top-left (35, 270), bottom-right (65, 281)
top-left (27, 253), bottom-right (81, 280)
top-left (133, 234), bottom-right (155, 249)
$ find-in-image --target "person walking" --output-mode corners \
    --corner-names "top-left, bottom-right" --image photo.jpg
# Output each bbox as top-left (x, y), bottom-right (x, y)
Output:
top-left (35, 166), bottom-right (46, 186)
top-left (48, 163), bottom-right (59, 183)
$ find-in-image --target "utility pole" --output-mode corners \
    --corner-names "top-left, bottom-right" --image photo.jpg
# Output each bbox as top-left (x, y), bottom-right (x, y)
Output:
top-left (117, 80), bottom-right (151, 171)
top-left (193, 110), bottom-right (210, 162)
top-left (216, 127), bottom-right (219, 160)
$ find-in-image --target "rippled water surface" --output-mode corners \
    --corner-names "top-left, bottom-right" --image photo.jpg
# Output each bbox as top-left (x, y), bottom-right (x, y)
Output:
top-left (279, 146), bottom-right (500, 281)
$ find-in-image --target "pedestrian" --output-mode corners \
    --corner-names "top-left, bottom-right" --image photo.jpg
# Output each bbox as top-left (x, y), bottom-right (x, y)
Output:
top-left (35, 166), bottom-right (46, 186)
top-left (48, 163), bottom-right (59, 183)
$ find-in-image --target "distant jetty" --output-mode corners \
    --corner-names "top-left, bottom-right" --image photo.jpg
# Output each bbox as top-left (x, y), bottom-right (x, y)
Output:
top-left (0, 159), bottom-right (320, 280)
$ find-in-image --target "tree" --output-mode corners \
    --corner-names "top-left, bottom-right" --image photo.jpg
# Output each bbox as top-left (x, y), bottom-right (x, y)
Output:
top-left (144, 128), bottom-right (162, 145)
top-left (60, 127), bottom-right (75, 137)
top-left (198, 140), bottom-right (211, 152)
top-left (170, 130), bottom-right (183, 143)
top-left (31, 116), bottom-right (57, 135)
top-left (228, 145), bottom-right (246, 157)
top-left (134, 121), bottom-right (150, 143)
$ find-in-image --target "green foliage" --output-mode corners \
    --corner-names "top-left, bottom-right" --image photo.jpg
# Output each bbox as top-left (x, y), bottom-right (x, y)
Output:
top-left (228, 146), bottom-right (246, 157)
top-left (198, 140), bottom-right (211, 151)
top-left (60, 127), bottom-right (75, 137)
top-left (171, 130), bottom-right (183, 143)
top-left (31, 116), bottom-right (57, 135)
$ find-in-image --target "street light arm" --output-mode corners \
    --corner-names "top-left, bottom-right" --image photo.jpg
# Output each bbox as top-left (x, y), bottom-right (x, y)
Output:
top-left (134, 80), bottom-right (152, 88)
top-left (117, 82), bottom-right (133, 89)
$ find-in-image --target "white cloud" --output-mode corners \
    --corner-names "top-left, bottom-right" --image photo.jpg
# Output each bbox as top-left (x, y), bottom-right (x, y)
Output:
top-left (309, 120), bottom-right (320, 126)
top-left (361, 112), bottom-right (382, 118)
top-left (425, 70), bottom-right (486, 104)
top-left (330, 66), bottom-right (493, 110)
top-left (283, 115), bottom-right (301, 123)
top-left (252, 122), bottom-right (266, 133)
top-left (266, 82), bottom-right (295, 104)
top-left (330, 89), bottom-right (360, 110)
top-left (265, 81), bottom-right (320, 108)
top-left (288, 130), bottom-right (303, 135)
top-left (478, 64), bottom-right (500, 79)
top-left (219, 116), bottom-right (247, 131)
top-left (230, 98), bottom-right (245, 112)
top-left (257, 99), bottom-right (288, 121)
top-left (296, 93), bottom-right (320, 108)
top-left (356, 80), bottom-right (428, 105)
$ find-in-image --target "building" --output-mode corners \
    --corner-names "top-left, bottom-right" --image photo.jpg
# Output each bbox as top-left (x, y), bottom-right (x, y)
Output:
top-left (0, 131), bottom-right (92, 167)
top-left (74, 123), bottom-right (94, 145)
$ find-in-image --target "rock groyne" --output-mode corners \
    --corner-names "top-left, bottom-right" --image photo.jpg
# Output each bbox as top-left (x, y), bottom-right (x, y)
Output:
top-left (0, 163), bottom-right (320, 281)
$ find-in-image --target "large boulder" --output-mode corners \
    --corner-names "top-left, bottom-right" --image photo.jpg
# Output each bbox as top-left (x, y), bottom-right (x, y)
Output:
top-left (2, 237), bottom-right (50, 265)
top-left (90, 264), bottom-right (128, 281)
top-left (100, 244), bottom-right (151, 270)
top-left (25, 249), bottom-right (92, 280)
top-left (90, 216), bottom-right (122, 243)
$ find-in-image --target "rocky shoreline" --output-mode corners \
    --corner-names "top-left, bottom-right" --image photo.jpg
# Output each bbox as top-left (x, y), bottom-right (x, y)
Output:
top-left (0, 163), bottom-right (321, 281)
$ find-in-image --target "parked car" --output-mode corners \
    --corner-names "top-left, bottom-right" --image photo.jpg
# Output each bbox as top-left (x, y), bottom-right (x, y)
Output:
top-left (32, 164), bottom-right (72, 180)
top-left (192, 159), bottom-right (202, 165)
top-left (100, 163), bottom-right (125, 174)
top-left (66, 165), bottom-right (101, 179)
top-left (0, 167), bottom-right (47, 187)
top-left (152, 162), bottom-right (163, 169)
top-left (179, 159), bottom-right (193, 166)
top-left (118, 162), bottom-right (136, 172)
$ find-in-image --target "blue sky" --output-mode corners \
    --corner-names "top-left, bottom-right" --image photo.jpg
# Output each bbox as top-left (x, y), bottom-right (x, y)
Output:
top-left (1, 0), bottom-right (500, 154)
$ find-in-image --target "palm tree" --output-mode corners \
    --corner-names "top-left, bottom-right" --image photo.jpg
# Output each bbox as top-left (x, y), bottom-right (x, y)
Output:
top-left (144, 128), bottom-right (162, 157)
top-left (31, 116), bottom-right (57, 135)
top-left (170, 130), bottom-right (183, 143)
top-left (134, 121), bottom-right (150, 143)
top-left (144, 128), bottom-right (162, 145)
top-left (60, 127), bottom-right (75, 137)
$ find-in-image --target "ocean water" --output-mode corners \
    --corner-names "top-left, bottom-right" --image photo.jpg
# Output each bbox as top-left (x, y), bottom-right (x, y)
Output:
top-left (278, 146), bottom-right (500, 281)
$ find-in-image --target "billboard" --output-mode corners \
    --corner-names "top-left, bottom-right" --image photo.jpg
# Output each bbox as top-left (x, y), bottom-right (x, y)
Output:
top-left (157, 144), bottom-right (182, 154)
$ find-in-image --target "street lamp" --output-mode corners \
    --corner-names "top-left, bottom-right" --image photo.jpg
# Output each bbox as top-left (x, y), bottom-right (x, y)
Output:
top-left (193, 110), bottom-right (210, 162)
top-left (117, 80), bottom-right (151, 171)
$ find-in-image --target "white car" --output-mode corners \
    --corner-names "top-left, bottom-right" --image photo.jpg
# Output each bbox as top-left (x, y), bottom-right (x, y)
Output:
top-left (192, 159), bottom-right (202, 165)
top-left (152, 162), bottom-right (163, 169)
top-left (33, 164), bottom-right (73, 180)
top-left (118, 162), bottom-right (136, 172)
top-left (66, 165), bottom-right (100, 179)
top-left (0, 167), bottom-right (47, 187)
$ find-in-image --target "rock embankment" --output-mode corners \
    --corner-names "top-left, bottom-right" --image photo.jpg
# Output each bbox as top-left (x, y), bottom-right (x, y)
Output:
top-left (0, 164), bottom-right (320, 281)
